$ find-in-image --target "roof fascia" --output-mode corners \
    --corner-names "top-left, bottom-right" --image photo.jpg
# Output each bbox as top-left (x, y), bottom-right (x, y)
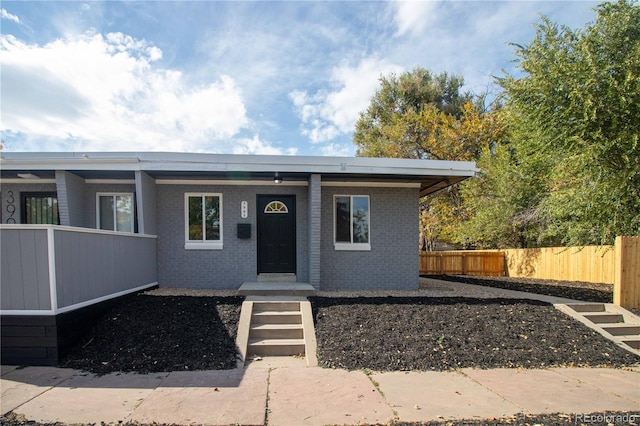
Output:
top-left (0, 153), bottom-right (140, 171)
top-left (0, 152), bottom-right (477, 178)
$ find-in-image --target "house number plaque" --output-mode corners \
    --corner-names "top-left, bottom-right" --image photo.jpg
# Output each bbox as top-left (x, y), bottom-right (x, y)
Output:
top-left (241, 201), bottom-right (248, 219)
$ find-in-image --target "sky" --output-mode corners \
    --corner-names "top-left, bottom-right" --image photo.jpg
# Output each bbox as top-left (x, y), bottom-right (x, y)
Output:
top-left (1, 1), bottom-right (601, 157)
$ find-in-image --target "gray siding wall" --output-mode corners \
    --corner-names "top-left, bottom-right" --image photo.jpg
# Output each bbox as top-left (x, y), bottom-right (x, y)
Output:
top-left (135, 171), bottom-right (157, 235)
top-left (1, 183), bottom-right (58, 224)
top-left (320, 186), bottom-right (419, 290)
top-left (56, 171), bottom-right (87, 227)
top-left (156, 184), bottom-right (309, 289)
top-left (54, 229), bottom-right (157, 309)
top-left (0, 229), bottom-right (52, 310)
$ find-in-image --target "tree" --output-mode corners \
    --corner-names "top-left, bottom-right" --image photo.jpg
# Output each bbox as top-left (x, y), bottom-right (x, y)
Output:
top-left (498, 0), bottom-right (640, 245)
top-left (353, 67), bottom-right (503, 249)
top-left (354, 67), bottom-right (474, 160)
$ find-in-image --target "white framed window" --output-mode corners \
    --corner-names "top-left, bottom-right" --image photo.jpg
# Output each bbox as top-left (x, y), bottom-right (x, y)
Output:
top-left (334, 195), bottom-right (371, 251)
top-left (184, 193), bottom-right (223, 250)
top-left (96, 193), bottom-right (135, 233)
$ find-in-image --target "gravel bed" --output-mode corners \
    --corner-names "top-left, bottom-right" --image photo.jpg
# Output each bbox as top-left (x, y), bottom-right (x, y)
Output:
top-left (60, 293), bottom-right (243, 375)
top-left (311, 296), bottom-right (639, 371)
top-left (58, 278), bottom-right (638, 376)
top-left (429, 275), bottom-right (612, 302)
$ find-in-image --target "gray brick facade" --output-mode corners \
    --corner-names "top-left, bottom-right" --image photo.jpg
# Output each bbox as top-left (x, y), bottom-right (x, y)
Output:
top-left (320, 186), bottom-right (419, 290)
top-left (56, 171), bottom-right (87, 227)
top-left (156, 184), bottom-right (309, 289)
top-left (308, 174), bottom-right (321, 289)
top-left (155, 183), bottom-right (418, 290)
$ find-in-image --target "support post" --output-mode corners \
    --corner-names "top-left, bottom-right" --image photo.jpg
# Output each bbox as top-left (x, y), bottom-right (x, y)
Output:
top-left (308, 174), bottom-right (321, 289)
top-left (614, 236), bottom-right (640, 309)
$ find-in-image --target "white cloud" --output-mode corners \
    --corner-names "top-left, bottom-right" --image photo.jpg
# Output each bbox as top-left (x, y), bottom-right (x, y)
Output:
top-left (1, 8), bottom-right (20, 24)
top-left (393, 1), bottom-right (439, 37)
top-left (320, 142), bottom-right (354, 157)
top-left (0, 32), bottom-right (249, 152)
top-left (290, 58), bottom-right (403, 144)
top-left (232, 135), bottom-right (297, 156)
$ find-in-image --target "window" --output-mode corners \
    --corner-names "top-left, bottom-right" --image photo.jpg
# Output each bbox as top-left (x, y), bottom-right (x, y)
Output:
top-left (264, 200), bottom-right (288, 213)
top-left (21, 192), bottom-right (60, 225)
top-left (334, 195), bottom-right (370, 251)
top-left (185, 193), bottom-right (223, 250)
top-left (97, 193), bottom-right (135, 232)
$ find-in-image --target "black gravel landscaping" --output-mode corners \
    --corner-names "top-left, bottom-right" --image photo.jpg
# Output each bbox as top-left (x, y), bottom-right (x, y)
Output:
top-left (60, 293), bottom-right (243, 375)
top-left (5, 283), bottom-right (638, 426)
top-left (311, 296), bottom-right (639, 371)
top-left (429, 274), bottom-right (613, 302)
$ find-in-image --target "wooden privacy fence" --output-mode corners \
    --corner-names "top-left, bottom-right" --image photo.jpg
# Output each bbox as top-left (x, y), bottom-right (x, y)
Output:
top-left (420, 236), bottom-right (640, 309)
top-left (420, 252), bottom-right (505, 276)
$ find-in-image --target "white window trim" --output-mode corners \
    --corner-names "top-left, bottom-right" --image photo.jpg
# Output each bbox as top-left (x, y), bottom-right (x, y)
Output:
top-left (96, 192), bottom-right (135, 233)
top-left (184, 192), bottom-right (223, 250)
top-left (333, 195), bottom-right (371, 251)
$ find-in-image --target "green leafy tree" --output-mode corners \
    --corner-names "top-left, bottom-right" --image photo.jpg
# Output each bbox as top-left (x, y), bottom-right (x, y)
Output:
top-left (353, 67), bottom-right (503, 249)
top-left (498, 0), bottom-right (640, 245)
top-left (354, 67), bottom-right (473, 160)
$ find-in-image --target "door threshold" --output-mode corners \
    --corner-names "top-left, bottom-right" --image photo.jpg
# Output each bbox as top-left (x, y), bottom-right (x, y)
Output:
top-left (257, 273), bottom-right (296, 282)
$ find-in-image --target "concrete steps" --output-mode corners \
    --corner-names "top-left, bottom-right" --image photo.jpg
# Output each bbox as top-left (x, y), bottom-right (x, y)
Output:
top-left (249, 301), bottom-right (305, 356)
top-left (555, 302), bottom-right (640, 355)
top-left (236, 296), bottom-right (318, 367)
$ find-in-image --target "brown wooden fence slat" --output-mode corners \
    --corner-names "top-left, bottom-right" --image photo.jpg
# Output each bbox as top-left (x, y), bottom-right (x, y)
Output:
top-left (419, 252), bottom-right (505, 277)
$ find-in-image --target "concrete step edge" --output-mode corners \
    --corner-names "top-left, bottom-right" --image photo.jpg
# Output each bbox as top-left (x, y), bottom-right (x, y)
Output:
top-left (249, 338), bottom-right (306, 346)
top-left (250, 323), bottom-right (303, 330)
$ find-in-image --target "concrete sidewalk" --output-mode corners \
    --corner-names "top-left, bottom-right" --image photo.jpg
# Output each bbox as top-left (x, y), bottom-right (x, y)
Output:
top-left (2, 361), bottom-right (639, 425)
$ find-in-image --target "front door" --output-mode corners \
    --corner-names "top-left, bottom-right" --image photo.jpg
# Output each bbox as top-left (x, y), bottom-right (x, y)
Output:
top-left (257, 195), bottom-right (296, 274)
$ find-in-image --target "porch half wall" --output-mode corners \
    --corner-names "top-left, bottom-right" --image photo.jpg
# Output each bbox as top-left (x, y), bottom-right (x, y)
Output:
top-left (1, 226), bottom-right (158, 365)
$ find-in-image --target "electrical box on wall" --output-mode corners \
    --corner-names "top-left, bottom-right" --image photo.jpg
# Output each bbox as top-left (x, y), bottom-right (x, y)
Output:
top-left (237, 223), bottom-right (251, 239)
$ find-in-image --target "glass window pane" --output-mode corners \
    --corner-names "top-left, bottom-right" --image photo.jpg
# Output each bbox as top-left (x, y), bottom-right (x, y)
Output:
top-left (352, 196), bottom-right (369, 243)
top-left (204, 196), bottom-right (220, 241)
top-left (35, 197), bottom-right (42, 223)
top-left (25, 197), bottom-right (32, 223)
top-left (115, 195), bottom-right (134, 232)
top-left (335, 196), bottom-right (351, 242)
top-left (23, 195), bottom-right (59, 225)
top-left (99, 196), bottom-right (114, 230)
top-left (188, 196), bottom-right (203, 240)
top-left (51, 197), bottom-right (59, 224)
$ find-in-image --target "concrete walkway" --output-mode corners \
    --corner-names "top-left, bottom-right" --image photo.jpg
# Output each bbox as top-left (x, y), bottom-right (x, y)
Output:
top-left (2, 361), bottom-right (639, 425)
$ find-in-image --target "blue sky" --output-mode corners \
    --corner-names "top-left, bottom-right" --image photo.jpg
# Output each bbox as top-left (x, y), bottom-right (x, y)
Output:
top-left (1, 1), bottom-right (600, 156)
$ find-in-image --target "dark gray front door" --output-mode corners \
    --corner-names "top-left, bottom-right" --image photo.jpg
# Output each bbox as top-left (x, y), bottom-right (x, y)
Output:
top-left (257, 195), bottom-right (296, 274)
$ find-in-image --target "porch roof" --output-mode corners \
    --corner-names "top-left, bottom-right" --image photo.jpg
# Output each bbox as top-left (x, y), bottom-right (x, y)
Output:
top-left (0, 152), bottom-right (477, 197)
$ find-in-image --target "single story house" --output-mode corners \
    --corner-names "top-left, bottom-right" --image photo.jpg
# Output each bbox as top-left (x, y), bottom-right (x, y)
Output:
top-left (0, 151), bottom-right (476, 365)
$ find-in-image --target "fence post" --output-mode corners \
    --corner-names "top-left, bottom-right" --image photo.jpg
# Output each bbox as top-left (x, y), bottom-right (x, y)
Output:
top-left (614, 236), bottom-right (640, 309)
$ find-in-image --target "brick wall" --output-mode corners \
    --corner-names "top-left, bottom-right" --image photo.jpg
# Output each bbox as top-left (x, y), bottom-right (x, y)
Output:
top-left (156, 184), bottom-right (309, 289)
top-left (56, 171), bottom-right (87, 227)
top-left (320, 186), bottom-right (419, 290)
